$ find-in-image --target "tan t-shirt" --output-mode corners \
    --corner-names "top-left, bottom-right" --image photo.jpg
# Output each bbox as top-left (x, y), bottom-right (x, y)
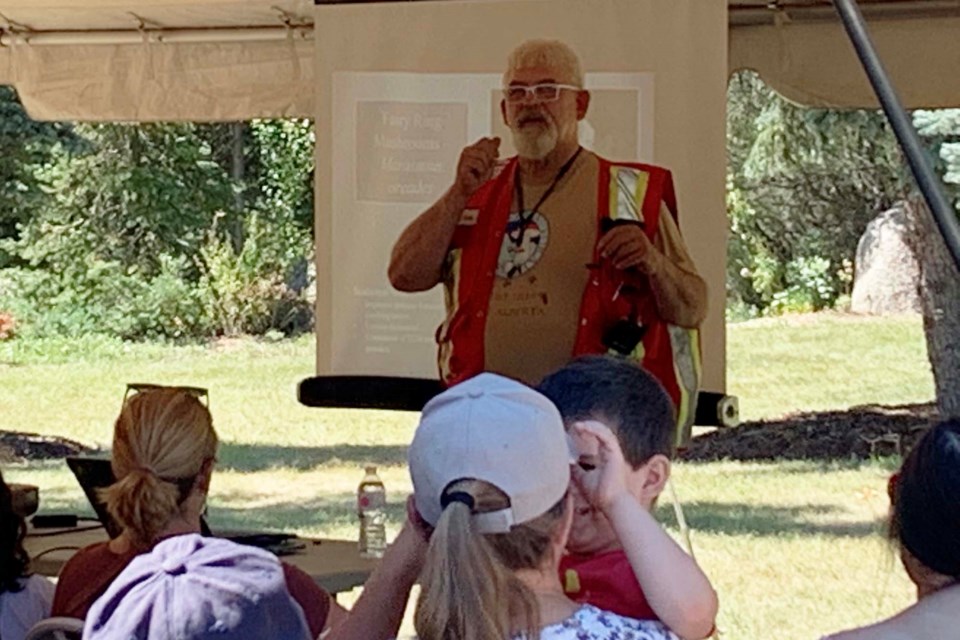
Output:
top-left (484, 151), bottom-right (695, 385)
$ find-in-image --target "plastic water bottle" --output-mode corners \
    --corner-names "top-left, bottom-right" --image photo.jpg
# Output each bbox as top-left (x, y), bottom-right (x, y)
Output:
top-left (357, 466), bottom-right (387, 558)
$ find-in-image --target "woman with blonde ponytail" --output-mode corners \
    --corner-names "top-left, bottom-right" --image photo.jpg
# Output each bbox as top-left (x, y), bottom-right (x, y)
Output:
top-left (51, 387), bottom-right (346, 638)
top-left (102, 387), bottom-right (218, 549)
top-left (405, 373), bottom-right (679, 640)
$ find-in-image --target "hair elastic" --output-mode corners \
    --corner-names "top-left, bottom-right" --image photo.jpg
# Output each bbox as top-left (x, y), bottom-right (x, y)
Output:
top-left (440, 491), bottom-right (476, 511)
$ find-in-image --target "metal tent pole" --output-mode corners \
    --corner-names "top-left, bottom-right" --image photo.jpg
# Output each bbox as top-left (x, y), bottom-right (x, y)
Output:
top-left (833, 0), bottom-right (960, 272)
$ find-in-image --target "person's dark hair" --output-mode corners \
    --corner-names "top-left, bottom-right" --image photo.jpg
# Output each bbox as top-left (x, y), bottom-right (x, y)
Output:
top-left (0, 470), bottom-right (31, 594)
top-left (537, 355), bottom-right (675, 466)
top-left (889, 418), bottom-right (960, 579)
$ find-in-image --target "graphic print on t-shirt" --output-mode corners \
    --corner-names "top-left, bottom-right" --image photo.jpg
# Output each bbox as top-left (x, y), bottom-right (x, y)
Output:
top-left (496, 210), bottom-right (549, 279)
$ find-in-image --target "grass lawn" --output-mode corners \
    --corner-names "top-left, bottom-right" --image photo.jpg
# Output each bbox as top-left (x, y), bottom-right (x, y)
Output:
top-left (0, 313), bottom-right (933, 639)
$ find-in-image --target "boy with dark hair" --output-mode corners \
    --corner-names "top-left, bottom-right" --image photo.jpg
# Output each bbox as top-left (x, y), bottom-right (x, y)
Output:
top-left (538, 355), bottom-right (718, 640)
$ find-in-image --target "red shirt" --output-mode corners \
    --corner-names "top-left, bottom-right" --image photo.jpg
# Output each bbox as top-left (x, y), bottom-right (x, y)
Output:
top-left (559, 550), bottom-right (658, 621)
top-left (51, 540), bottom-right (331, 638)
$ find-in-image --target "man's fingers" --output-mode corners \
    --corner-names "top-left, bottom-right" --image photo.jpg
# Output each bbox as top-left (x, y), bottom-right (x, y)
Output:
top-left (460, 155), bottom-right (488, 175)
top-left (460, 157), bottom-right (493, 184)
top-left (613, 254), bottom-right (643, 270)
top-left (467, 137), bottom-right (501, 159)
top-left (461, 148), bottom-right (497, 173)
top-left (597, 227), bottom-right (631, 256)
top-left (475, 136), bottom-right (501, 155)
top-left (455, 137), bottom-right (500, 196)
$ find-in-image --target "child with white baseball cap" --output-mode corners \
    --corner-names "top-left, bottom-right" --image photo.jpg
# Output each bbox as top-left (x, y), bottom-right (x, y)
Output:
top-left (407, 372), bottom-right (678, 640)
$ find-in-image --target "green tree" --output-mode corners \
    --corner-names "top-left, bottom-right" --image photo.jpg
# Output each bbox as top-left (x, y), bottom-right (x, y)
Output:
top-left (0, 109), bottom-right (316, 340)
top-left (726, 72), bottom-right (909, 314)
top-left (249, 118), bottom-right (314, 233)
top-left (908, 109), bottom-right (960, 417)
top-left (0, 86), bottom-right (78, 265)
top-left (10, 122), bottom-right (234, 277)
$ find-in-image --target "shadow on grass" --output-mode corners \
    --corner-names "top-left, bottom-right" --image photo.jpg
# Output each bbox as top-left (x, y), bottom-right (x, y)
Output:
top-left (217, 443), bottom-right (409, 472)
top-left (658, 501), bottom-right (885, 538)
top-left (677, 458), bottom-right (900, 475)
top-left (207, 491), bottom-right (407, 534)
top-left (30, 485), bottom-right (406, 537)
top-left (31, 483), bottom-right (884, 540)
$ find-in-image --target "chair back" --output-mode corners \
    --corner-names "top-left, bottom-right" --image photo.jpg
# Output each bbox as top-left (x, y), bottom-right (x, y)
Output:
top-left (24, 617), bottom-right (84, 640)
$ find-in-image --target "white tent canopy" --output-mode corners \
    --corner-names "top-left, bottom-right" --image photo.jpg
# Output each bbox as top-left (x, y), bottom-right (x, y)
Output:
top-left (729, 0), bottom-right (960, 109)
top-left (0, 0), bottom-right (315, 120)
top-left (1, 0), bottom-right (959, 121)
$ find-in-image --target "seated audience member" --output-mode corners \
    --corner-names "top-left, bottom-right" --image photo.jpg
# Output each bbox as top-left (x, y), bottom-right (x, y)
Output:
top-left (406, 372), bottom-right (679, 640)
top-left (51, 388), bottom-right (346, 638)
top-left (83, 533), bottom-right (311, 640)
top-left (1, 471), bottom-right (55, 640)
top-left (825, 419), bottom-right (960, 640)
top-left (537, 356), bottom-right (718, 639)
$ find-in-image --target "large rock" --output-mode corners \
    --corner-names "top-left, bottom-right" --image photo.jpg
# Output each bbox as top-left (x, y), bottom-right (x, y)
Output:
top-left (851, 205), bottom-right (921, 315)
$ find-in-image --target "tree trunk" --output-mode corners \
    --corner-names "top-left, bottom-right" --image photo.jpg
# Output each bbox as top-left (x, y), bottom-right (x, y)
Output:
top-left (904, 198), bottom-right (960, 418)
top-left (230, 121), bottom-right (246, 252)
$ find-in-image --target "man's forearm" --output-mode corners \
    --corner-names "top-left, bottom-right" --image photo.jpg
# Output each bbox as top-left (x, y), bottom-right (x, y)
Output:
top-left (388, 186), bottom-right (466, 292)
top-left (646, 252), bottom-right (708, 328)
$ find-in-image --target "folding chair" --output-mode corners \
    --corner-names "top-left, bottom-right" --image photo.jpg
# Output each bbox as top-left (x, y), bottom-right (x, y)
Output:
top-left (24, 617), bottom-right (84, 640)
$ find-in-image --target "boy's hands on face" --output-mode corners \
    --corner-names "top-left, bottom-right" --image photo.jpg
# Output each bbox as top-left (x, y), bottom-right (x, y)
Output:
top-left (569, 420), bottom-right (633, 513)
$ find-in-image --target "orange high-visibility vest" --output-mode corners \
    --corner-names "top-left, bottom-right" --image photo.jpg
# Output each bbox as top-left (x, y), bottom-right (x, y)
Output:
top-left (437, 155), bottom-right (702, 444)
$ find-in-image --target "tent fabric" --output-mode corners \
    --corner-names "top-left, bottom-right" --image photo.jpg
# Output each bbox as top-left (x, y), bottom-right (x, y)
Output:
top-left (730, 11), bottom-right (960, 109)
top-left (0, 39), bottom-right (313, 121)
top-left (2, 0), bottom-right (959, 120)
top-left (0, 1), bottom-right (314, 31)
top-left (0, 0), bottom-right (314, 120)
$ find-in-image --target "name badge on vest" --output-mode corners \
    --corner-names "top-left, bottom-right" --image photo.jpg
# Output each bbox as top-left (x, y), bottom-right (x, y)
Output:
top-left (459, 209), bottom-right (479, 226)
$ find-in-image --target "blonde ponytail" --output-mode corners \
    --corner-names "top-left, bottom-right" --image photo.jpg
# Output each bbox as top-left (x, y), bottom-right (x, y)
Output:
top-left (414, 480), bottom-right (566, 640)
top-left (101, 389), bottom-right (217, 549)
top-left (101, 469), bottom-right (182, 548)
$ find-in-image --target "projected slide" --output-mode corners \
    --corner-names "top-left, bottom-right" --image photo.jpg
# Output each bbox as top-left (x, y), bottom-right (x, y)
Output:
top-left (329, 71), bottom-right (654, 378)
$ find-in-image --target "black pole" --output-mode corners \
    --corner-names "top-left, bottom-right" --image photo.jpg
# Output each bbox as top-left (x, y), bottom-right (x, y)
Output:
top-left (833, 0), bottom-right (960, 272)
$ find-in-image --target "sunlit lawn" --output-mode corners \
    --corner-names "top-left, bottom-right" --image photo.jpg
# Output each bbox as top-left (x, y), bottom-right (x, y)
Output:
top-left (0, 313), bottom-right (933, 639)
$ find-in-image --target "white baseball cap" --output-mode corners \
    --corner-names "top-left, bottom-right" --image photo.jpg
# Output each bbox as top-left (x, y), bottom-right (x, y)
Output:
top-left (409, 373), bottom-right (571, 533)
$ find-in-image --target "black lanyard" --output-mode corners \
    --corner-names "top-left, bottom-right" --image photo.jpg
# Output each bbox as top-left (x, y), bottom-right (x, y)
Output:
top-left (512, 146), bottom-right (583, 246)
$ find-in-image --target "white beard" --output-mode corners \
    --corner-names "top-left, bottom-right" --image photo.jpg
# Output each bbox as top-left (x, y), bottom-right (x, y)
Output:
top-left (511, 121), bottom-right (559, 160)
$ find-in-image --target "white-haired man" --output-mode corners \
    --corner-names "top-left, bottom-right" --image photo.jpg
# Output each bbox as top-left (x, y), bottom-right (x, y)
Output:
top-left (389, 39), bottom-right (706, 432)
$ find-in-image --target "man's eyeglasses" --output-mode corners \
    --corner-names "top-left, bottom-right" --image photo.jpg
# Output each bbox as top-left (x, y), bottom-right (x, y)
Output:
top-left (503, 83), bottom-right (581, 104)
top-left (123, 383), bottom-right (210, 408)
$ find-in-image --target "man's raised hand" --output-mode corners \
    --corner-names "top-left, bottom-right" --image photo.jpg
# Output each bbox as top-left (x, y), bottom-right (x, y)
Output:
top-left (453, 137), bottom-right (501, 200)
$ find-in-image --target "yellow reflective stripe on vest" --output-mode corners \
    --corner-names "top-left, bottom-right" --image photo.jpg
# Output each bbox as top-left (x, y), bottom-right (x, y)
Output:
top-left (608, 166), bottom-right (650, 224)
top-left (669, 324), bottom-right (703, 447)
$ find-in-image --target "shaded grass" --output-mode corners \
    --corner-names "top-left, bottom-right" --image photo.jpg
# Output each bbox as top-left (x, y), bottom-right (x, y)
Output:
top-left (217, 443), bottom-right (410, 472)
top-left (1, 313), bottom-right (933, 638)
